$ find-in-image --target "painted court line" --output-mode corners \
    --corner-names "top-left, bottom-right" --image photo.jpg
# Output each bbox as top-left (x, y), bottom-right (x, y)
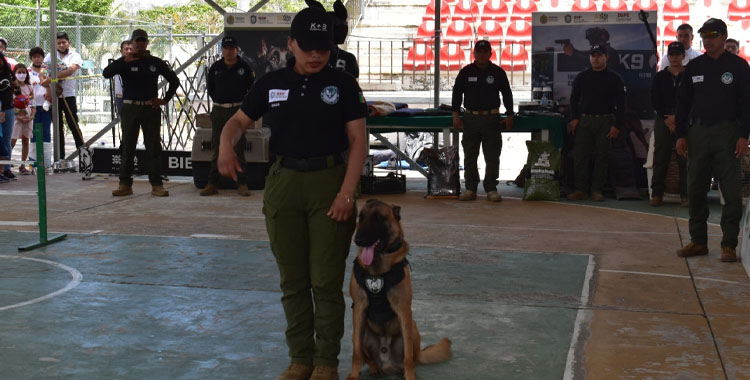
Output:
top-left (0, 255), bottom-right (83, 311)
top-left (0, 221), bottom-right (38, 227)
top-left (600, 269), bottom-right (750, 287)
top-left (563, 254), bottom-right (595, 380)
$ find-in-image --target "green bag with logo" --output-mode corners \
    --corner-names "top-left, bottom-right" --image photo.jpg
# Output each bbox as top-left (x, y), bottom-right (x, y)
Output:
top-left (523, 140), bottom-right (561, 201)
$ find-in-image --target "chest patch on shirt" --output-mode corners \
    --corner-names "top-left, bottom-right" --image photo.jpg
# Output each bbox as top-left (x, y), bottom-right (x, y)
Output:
top-left (721, 72), bottom-right (733, 85)
top-left (486, 75), bottom-right (495, 84)
top-left (238, 68), bottom-right (245, 76)
top-left (692, 75), bottom-right (704, 83)
top-left (321, 85), bottom-right (339, 105)
top-left (149, 65), bottom-right (157, 72)
top-left (130, 67), bottom-right (139, 72)
top-left (468, 76), bottom-right (478, 82)
top-left (269, 89), bottom-right (289, 102)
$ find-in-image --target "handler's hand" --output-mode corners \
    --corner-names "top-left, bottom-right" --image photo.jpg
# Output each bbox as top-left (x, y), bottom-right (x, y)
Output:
top-left (606, 126), bottom-right (619, 139)
top-left (676, 137), bottom-right (688, 158)
top-left (664, 115), bottom-right (676, 134)
top-left (151, 98), bottom-right (167, 108)
top-left (735, 137), bottom-right (748, 159)
top-left (327, 193), bottom-right (354, 222)
top-left (453, 117), bottom-right (463, 131)
top-left (568, 119), bottom-right (579, 135)
top-left (217, 144), bottom-right (242, 181)
top-left (504, 114), bottom-right (514, 131)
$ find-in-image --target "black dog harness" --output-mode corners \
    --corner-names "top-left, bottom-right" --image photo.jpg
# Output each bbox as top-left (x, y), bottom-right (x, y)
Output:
top-left (353, 256), bottom-right (409, 324)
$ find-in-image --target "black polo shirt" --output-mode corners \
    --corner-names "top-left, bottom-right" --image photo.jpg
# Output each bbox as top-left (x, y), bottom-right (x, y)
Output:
top-left (207, 58), bottom-right (255, 103)
top-left (569, 67), bottom-right (626, 130)
top-left (651, 68), bottom-right (684, 118)
top-left (102, 53), bottom-right (180, 102)
top-left (451, 62), bottom-right (513, 114)
top-left (675, 51), bottom-right (750, 139)
top-left (328, 48), bottom-right (359, 79)
top-left (241, 64), bottom-right (367, 158)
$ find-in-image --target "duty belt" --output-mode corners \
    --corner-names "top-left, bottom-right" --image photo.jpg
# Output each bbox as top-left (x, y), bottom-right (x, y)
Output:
top-left (280, 154), bottom-right (344, 172)
top-left (214, 102), bottom-right (243, 108)
top-left (466, 108), bottom-right (500, 115)
top-left (581, 113), bottom-right (614, 118)
top-left (123, 99), bottom-right (153, 106)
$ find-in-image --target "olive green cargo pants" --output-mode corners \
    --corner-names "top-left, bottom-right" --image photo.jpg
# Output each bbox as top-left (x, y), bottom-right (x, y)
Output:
top-left (462, 113), bottom-right (502, 192)
top-left (262, 159), bottom-right (356, 367)
top-left (573, 114), bottom-right (614, 194)
top-left (652, 116), bottom-right (687, 197)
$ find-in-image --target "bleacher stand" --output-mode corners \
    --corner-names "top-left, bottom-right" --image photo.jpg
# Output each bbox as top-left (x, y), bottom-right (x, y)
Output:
top-left (440, 43), bottom-right (468, 71)
top-left (501, 44), bottom-right (529, 71)
top-left (505, 20), bottom-right (532, 43)
top-left (445, 20), bottom-right (476, 46)
top-left (632, 0), bottom-right (658, 10)
top-left (510, 0), bottom-right (538, 20)
top-left (572, 0), bottom-right (598, 12)
top-left (663, 0), bottom-right (691, 21)
top-left (602, 0), bottom-right (629, 11)
top-left (728, 0), bottom-right (750, 21)
top-left (424, 0), bottom-right (451, 23)
top-left (416, 20), bottom-right (437, 43)
top-left (481, 0), bottom-right (510, 22)
top-left (403, 43), bottom-right (435, 71)
top-left (453, 0), bottom-right (481, 22)
top-left (476, 20), bottom-right (504, 41)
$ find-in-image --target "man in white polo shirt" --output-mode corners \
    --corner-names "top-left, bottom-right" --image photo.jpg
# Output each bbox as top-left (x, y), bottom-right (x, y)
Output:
top-left (44, 31), bottom-right (85, 158)
top-left (659, 23), bottom-right (701, 70)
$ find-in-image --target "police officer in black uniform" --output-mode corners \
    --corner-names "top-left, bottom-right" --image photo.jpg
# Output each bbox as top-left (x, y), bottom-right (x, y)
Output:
top-left (103, 29), bottom-right (179, 197)
top-left (675, 18), bottom-right (750, 262)
top-left (217, 7), bottom-right (367, 380)
top-left (650, 41), bottom-right (688, 207)
top-left (452, 39), bottom-right (514, 202)
top-left (200, 35), bottom-right (255, 196)
top-left (567, 44), bottom-right (626, 202)
top-left (327, 0), bottom-right (359, 78)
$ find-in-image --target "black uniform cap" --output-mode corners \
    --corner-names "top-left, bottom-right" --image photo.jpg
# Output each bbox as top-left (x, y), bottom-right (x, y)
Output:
top-left (667, 41), bottom-right (685, 55)
top-left (131, 29), bottom-right (148, 41)
top-left (475, 40), bottom-right (491, 51)
top-left (221, 36), bottom-right (238, 47)
top-left (697, 18), bottom-right (727, 34)
top-left (290, 7), bottom-right (334, 51)
top-left (590, 44), bottom-right (607, 55)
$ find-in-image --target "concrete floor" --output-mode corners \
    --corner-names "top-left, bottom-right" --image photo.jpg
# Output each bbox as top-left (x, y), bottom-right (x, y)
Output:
top-left (1, 172), bottom-right (749, 379)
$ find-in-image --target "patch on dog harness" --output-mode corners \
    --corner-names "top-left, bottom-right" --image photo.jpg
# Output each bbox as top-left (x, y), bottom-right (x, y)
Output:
top-left (353, 259), bottom-right (409, 323)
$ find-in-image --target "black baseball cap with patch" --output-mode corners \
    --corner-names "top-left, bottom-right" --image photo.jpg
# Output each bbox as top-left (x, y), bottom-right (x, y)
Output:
top-left (474, 40), bottom-right (491, 51)
top-left (697, 18), bottom-right (727, 34)
top-left (667, 41), bottom-right (685, 55)
top-left (221, 36), bottom-right (238, 47)
top-left (131, 29), bottom-right (148, 41)
top-left (590, 44), bottom-right (607, 55)
top-left (290, 7), bottom-right (334, 51)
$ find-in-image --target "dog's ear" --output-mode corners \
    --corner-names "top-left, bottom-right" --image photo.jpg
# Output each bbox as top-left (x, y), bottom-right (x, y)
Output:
top-left (392, 205), bottom-right (401, 221)
top-left (366, 199), bottom-right (378, 204)
top-left (304, 0), bottom-right (326, 10)
top-left (333, 0), bottom-right (348, 20)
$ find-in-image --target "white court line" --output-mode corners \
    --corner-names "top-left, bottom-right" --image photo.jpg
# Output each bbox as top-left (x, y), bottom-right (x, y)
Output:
top-left (600, 269), bottom-right (750, 287)
top-left (563, 254), bottom-right (595, 380)
top-left (0, 221), bottom-right (38, 227)
top-left (0, 255), bottom-right (82, 311)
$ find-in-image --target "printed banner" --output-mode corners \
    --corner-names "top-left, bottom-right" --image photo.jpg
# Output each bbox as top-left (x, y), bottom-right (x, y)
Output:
top-left (225, 13), bottom-right (295, 81)
top-left (531, 11), bottom-right (658, 119)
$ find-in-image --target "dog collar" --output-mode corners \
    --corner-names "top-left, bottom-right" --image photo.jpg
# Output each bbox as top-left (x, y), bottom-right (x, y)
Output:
top-left (384, 237), bottom-right (403, 253)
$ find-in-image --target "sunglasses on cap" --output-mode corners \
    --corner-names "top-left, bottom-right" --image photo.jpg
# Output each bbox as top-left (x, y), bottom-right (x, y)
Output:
top-left (700, 30), bottom-right (720, 39)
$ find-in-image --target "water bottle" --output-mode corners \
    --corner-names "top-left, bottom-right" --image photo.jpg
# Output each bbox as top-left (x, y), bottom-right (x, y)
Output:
top-left (540, 92), bottom-right (549, 108)
top-left (43, 100), bottom-right (50, 112)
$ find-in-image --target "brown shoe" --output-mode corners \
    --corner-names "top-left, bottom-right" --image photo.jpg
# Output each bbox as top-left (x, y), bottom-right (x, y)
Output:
top-left (681, 197), bottom-right (689, 208)
top-left (274, 363), bottom-right (313, 380)
top-left (459, 190), bottom-right (477, 201)
top-left (237, 184), bottom-right (251, 197)
top-left (676, 242), bottom-right (708, 258)
top-left (112, 184), bottom-right (133, 196)
top-left (487, 190), bottom-right (502, 202)
top-left (566, 190), bottom-right (588, 201)
top-left (309, 365), bottom-right (338, 380)
top-left (590, 192), bottom-right (605, 202)
top-left (199, 184), bottom-right (218, 196)
top-left (151, 185), bottom-right (169, 197)
top-left (721, 246), bottom-right (738, 262)
top-left (650, 195), bottom-right (663, 206)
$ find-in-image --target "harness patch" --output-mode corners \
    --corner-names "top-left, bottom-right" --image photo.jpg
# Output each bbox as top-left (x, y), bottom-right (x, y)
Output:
top-left (353, 258), bottom-right (409, 323)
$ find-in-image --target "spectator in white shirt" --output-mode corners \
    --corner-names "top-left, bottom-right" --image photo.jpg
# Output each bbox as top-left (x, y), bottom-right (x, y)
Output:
top-left (113, 40), bottom-right (132, 117)
top-left (659, 24), bottom-right (702, 70)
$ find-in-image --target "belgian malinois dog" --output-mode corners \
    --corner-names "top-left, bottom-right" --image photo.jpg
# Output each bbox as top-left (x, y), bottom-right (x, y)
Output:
top-left (346, 199), bottom-right (452, 380)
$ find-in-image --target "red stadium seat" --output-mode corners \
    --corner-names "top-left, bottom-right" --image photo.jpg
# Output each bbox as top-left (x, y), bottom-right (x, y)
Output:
top-left (510, 0), bottom-right (537, 21)
top-left (633, 0), bottom-right (657, 10)
top-left (403, 44), bottom-right (435, 71)
top-left (476, 20), bottom-right (504, 41)
top-left (728, 0), bottom-right (750, 21)
top-left (445, 20), bottom-right (475, 44)
top-left (601, 0), bottom-right (629, 11)
top-left (659, 19), bottom-right (686, 43)
top-left (481, 0), bottom-right (509, 22)
top-left (662, 0), bottom-right (690, 21)
top-left (416, 20), bottom-right (437, 43)
top-left (453, 0), bottom-right (481, 22)
top-left (500, 43), bottom-right (529, 71)
top-left (572, 0), bottom-right (598, 11)
top-left (424, 0), bottom-right (451, 23)
top-left (505, 20), bottom-right (531, 43)
top-left (739, 45), bottom-right (750, 62)
top-left (439, 43), bottom-right (468, 71)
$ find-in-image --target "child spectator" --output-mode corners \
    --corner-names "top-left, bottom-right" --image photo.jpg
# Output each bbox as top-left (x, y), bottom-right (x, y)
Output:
top-left (11, 63), bottom-right (34, 175)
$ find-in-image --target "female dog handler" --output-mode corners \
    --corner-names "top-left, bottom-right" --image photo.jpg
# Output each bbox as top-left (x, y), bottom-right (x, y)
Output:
top-left (217, 6), bottom-right (368, 380)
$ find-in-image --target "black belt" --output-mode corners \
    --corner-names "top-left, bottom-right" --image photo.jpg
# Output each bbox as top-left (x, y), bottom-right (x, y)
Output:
top-left (280, 154), bottom-right (344, 172)
top-left (581, 113), bottom-right (614, 118)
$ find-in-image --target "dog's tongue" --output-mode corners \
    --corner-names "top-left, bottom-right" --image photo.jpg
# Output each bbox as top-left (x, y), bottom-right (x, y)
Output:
top-left (361, 243), bottom-right (376, 266)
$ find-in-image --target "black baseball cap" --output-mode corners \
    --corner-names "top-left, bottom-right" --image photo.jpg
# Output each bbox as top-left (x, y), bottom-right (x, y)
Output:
top-left (667, 41), bottom-right (685, 55)
top-left (475, 40), bottom-right (491, 51)
top-left (131, 29), bottom-right (148, 41)
top-left (290, 7), bottom-right (333, 51)
top-left (221, 36), bottom-right (238, 47)
top-left (697, 18), bottom-right (727, 34)
top-left (590, 44), bottom-right (607, 54)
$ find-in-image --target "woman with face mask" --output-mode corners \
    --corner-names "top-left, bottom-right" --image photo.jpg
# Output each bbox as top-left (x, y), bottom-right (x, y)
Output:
top-left (0, 52), bottom-right (16, 182)
top-left (11, 63), bottom-right (35, 175)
